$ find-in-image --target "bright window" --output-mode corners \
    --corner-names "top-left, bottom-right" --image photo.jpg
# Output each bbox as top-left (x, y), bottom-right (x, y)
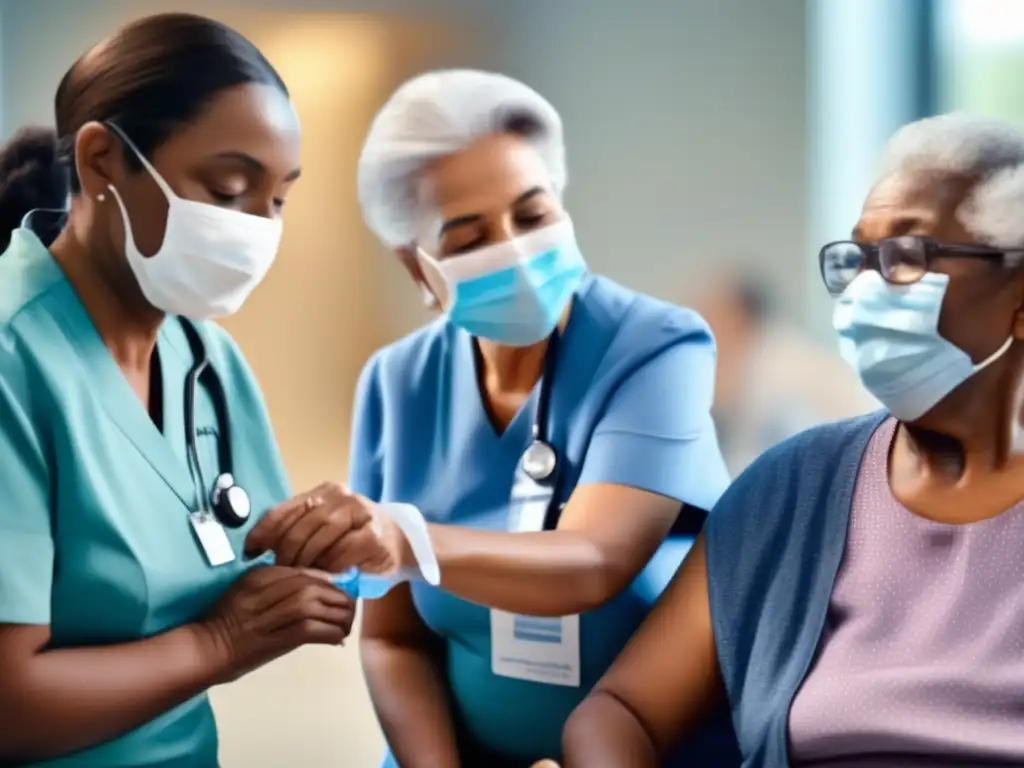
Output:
top-left (937, 0), bottom-right (1024, 119)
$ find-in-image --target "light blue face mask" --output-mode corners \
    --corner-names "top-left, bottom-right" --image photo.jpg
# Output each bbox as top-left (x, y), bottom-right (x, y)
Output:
top-left (421, 220), bottom-right (588, 347)
top-left (834, 270), bottom-right (1013, 421)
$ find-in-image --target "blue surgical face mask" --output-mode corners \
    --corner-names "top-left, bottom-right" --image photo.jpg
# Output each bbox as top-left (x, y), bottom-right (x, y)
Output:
top-left (834, 270), bottom-right (1013, 421)
top-left (419, 219), bottom-right (587, 346)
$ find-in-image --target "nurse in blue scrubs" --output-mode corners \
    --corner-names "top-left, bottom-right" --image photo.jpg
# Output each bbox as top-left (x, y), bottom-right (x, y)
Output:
top-left (0, 14), bottom-right (356, 767)
top-left (248, 69), bottom-right (739, 767)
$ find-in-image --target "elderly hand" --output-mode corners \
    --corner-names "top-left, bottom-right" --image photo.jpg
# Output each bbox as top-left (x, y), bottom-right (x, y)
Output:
top-left (245, 482), bottom-right (407, 575)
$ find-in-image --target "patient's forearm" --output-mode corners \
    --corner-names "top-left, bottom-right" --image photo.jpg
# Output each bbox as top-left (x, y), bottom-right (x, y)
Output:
top-left (562, 691), bottom-right (660, 767)
top-left (362, 637), bottom-right (460, 768)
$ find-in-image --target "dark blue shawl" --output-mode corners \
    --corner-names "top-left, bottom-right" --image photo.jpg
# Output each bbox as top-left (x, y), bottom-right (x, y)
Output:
top-left (705, 411), bottom-right (888, 767)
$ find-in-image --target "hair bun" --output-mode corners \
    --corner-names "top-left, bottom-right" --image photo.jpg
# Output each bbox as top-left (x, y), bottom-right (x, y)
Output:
top-left (0, 126), bottom-right (59, 172)
top-left (0, 127), bottom-right (66, 250)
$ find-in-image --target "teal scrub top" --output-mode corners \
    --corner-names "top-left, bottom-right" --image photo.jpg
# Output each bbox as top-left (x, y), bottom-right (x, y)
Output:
top-left (0, 229), bottom-right (292, 767)
top-left (350, 275), bottom-right (731, 763)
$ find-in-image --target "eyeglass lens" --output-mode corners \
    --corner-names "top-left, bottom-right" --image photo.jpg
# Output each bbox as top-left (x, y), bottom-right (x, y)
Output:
top-left (824, 237), bottom-right (928, 293)
top-left (879, 237), bottom-right (927, 285)
top-left (822, 242), bottom-right (865, 294)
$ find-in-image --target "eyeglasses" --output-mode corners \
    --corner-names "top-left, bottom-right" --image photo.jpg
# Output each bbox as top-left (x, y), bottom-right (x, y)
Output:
top-left (819, 236), bottom-right (1024, 296)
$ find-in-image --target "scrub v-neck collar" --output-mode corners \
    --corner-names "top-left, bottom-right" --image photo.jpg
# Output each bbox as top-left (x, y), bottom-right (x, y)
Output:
top-left (452, 328), bottom-right (537, 449)
top-left (43, 258), bottom-right (198, 512)
top-left (449, 294), bottom-right (585, 451)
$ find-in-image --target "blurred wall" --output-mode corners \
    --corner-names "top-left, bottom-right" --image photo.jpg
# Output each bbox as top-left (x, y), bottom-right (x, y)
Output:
top-left (0, 1), bottom-right (808, 765)
top-left (495, 0), bottom-right (808, 320)
top-left (807, 0), bottom-right (933, 338)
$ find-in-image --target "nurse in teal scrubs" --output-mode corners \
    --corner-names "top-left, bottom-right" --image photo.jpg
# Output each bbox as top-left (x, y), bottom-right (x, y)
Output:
top-left (247, 69), bottom-right (739, 767)
top-left (0, 13), bottom-right (356, 767)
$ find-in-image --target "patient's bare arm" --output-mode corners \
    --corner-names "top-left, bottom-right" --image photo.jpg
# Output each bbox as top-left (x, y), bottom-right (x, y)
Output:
top-left (561, 535), bottom-right (723, 767)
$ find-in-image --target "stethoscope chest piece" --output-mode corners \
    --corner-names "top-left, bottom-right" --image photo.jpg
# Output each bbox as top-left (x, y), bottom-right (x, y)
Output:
top-left (522, 439), bottom-right (557, 482)
top-left (211, 472), bottom-right (251, 528)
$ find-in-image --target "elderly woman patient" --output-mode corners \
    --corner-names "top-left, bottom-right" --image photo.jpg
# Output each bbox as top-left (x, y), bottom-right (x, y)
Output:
top-left (558, 113), bottom-right (1024, 767)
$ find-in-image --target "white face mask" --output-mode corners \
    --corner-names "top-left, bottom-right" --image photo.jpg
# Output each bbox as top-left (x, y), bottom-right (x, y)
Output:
top-left (105, 129), bottom-right (283, 319)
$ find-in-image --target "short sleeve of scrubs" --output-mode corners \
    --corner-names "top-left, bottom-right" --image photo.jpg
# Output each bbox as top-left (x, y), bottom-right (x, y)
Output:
top-left (348, 353), bottom-right (384, 501)
top-left (0, 343), bottom-right (53, 624)
top-left (577, 337), bottom-right (724, 506)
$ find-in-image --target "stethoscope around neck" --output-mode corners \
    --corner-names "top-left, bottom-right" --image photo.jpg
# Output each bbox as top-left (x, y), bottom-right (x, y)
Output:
top-left (505, 330), bottom-right (564, 532)
top-left (178, 318), bottom-right (252, 528)
top-left (513, 328), bottom-right (710, 535)
top-left (17, 211), bottom-right (251, 529)
top-left (521, 330), bottom-right (561, 484)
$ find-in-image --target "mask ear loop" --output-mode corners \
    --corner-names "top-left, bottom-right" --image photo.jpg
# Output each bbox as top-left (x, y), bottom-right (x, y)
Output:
top-left (415, 247), bottom-right (449, 310)
top-left (975, 336), bottom-right (1015, 373)
top-left (420, 283), bottom-right (439, 309)
top-left (101, 123), bottom-right (179, 263)
top-left (103, 122), bottom-right (178, 202)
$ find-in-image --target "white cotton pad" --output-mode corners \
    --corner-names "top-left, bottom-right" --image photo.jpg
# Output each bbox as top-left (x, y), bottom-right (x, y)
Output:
top-left (379, 502), bottom-right (440, 586)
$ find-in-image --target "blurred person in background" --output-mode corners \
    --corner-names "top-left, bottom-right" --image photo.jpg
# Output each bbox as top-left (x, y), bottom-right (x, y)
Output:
top-left (248, 68), bottom-right (739, 767)
top-left (694, 269), bottom-right (877, 475)
top-left (0, 14), bottom-right (358, 767)
top-left (0, 129), bottom-right (67, 250)
top-left (559, 112), bottom-right (1024, 767)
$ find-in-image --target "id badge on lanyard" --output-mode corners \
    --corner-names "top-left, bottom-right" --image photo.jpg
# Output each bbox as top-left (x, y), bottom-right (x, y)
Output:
top-left (490, 330), bottom-right (581, 687)
top-left (190, 509), bottom-right (236, 567)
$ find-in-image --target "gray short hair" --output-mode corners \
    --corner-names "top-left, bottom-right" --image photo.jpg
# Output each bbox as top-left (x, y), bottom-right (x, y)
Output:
top-left (357, 69), bottom-right (566, 248)
top-left (877, 112), bottom-right (1024, 248)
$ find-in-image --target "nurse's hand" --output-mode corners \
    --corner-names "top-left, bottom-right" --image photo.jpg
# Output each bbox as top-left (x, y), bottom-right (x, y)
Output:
top-left (197, 565), bottom-right (356, 684)
top-left (246, 482), bottom-right (406, 575)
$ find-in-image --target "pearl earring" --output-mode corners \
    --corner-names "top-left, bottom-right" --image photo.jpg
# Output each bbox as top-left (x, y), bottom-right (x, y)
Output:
top-left (96, 192), bottom-right (106, 202)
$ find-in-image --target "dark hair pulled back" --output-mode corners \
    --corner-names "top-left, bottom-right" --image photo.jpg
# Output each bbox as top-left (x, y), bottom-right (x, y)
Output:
top-left (0, 13), bottom-right (287, 251)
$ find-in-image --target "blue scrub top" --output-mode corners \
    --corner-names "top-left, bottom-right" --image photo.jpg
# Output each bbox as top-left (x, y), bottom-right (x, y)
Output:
top-left (350, 275), bottom-right (730, 762)
top-left (0, 229), bottom-right (292, 767)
